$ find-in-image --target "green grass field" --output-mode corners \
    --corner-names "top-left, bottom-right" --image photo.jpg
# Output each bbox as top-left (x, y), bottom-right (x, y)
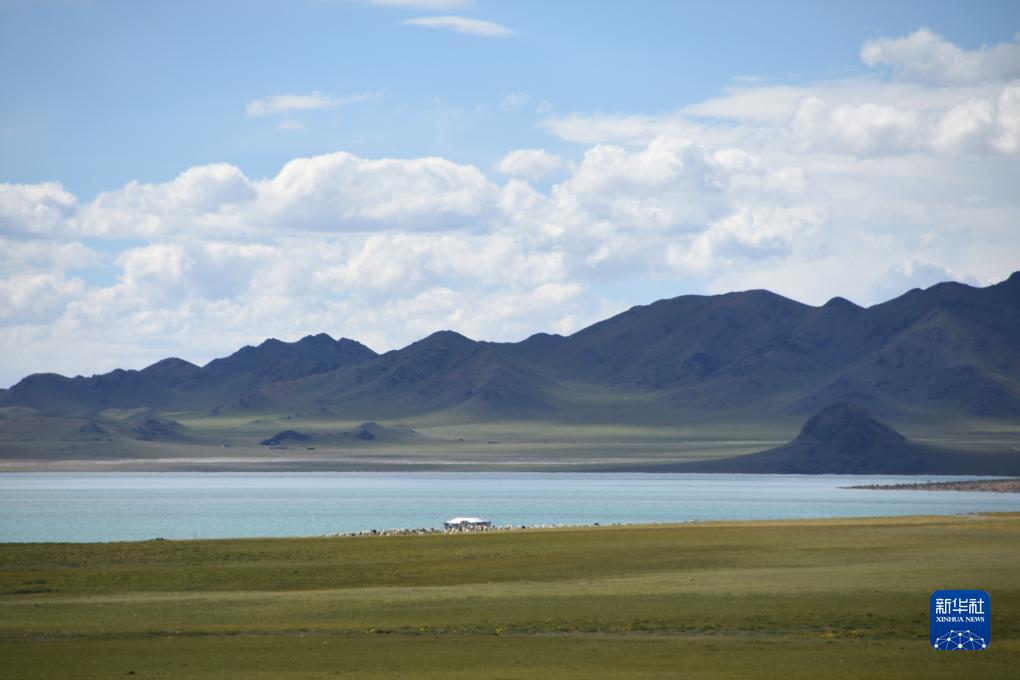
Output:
top-left (5, 409), bottom-right (1018, 473)
top-left (2, 514), bottom-right (1018, 678)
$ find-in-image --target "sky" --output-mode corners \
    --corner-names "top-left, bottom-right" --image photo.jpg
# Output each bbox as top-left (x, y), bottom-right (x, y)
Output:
top-left (1, 0), bottom-right (1019, 386)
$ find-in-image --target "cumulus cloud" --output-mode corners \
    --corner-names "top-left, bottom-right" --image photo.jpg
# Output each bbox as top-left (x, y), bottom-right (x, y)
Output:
top-left (49, 152), bottom-right (503, 238)
top-left (0, 273), bottom-right (85, 323)
top-left (76, 163), bottom-right (256, 237)
top-left (0, 238), bottom-right (105, 274)
top-left (790, 98), bottom-right (924, 155)
top-left (245, 91), bottom-right (377, 117)
top-left (547, 81), bottom-right (1020, 161)
top-left (666, 205), bottom-right (825, 275)
top-left (931, 84), bottom-right (1020, 155)
top-left (311, 232), bottom-right (570, 306)
top-left (549, 135), bottom-right (808, 238)
top-left (994, 83), bottom-right (1020, 153)
top-left (0, 230), bottom-right (598, 383)
top-left (403, 15), bottom-right (514, 37)
top-left (861, 28), bottom-right (1020, 85)
top-left (787, 83), bottom-right (1020, 157)
top-left (254, 151), bottom-right (500, 231)
top-left (3, 27), bottom-right (1020, 384)
top-left (495, 149), bottom-right (564, 180)
top-left (0, 182), bottom-right (78, 236)
top-left (5, 151), bottom-right (507, 240)
top-left (1, 115), bottom-right (1016, 383)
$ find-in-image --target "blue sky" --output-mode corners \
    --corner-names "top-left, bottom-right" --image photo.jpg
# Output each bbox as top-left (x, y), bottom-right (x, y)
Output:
top-left (4, 0), bottom-right (1017, 197)
top-left (1, 0), bottom-right (1019, 384)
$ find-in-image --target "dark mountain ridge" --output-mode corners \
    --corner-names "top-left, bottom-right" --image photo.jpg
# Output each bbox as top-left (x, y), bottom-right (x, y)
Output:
top-left (3, 334), bottom-right (377, 413)
top-left (3, 272), bottom-right (1018, 424)
top-left (259, 330), bottom-right (560, 419)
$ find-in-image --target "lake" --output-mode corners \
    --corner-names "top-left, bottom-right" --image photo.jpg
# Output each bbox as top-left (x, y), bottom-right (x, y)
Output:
top-left (2, 472), bottom-right (1019, 543)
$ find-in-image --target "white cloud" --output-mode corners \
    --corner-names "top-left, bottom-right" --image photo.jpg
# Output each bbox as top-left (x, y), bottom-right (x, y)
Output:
top-left (313, 232), bottom-right (569, 301)
top-left (77, 163), bottom-right (256, 237)
top-left (861, 28), bottom-right (1020, 85)
top-left (994, 83), bottom-right (1020, 153)
top-left (0, 182), bottom-right (78, 236)
top-left (546, 31), bottom-right (1020, 162)
top-left (683, 85), bottom-right (813, 125)
top-left (245, 91), bottom-right (377, 117)
top-left (681, 78), bottom-right (1000, 128)
top-left (789, 83), bottom-right (1020, 157)
top-left (403, 15), bottom-right (514, 37)
top-left (550, 135), bottom-right (772, 234)
top-left (547, 79), bottom-right (1020, 160)
top-left (119, 243), bottom-right (190, 281)
top-left (495, 149), bottom-right (564, 180)
top-left (930, 84), bottom-right (1020, 155)
top-left (58, 152), bottom-right (502, 238)
top-left (0, 238), bottom-right (105, 274)
top-left (254, 151), bottom-right (500, 231)
top-left (0, 231), bottom-right (596, 383)
top-left (3, 28), bottom-right (1020, 384)
top-left (0, 273), bottom-right (85, 323)
top-left (782, 82), bottom-right (1020, 158)
top-left (666, 205), bottom-right (825, 275)
top-left (790, 98), bottom-right (924, 156)
top-left (277, 120), bottom-right (305, 132)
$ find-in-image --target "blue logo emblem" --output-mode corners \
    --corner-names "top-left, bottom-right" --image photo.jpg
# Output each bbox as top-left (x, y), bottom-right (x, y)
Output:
top-left (930, 590), bottom-right (989, 651)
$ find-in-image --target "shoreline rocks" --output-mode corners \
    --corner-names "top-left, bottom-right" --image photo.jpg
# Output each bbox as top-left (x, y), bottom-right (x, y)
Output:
top-left (847, 478), bottom-right (1020, 493)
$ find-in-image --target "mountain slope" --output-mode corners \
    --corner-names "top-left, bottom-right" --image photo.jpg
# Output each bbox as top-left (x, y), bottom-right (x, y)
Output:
top-left (497, 271), bottom-right (1020, 420)
top-left (671, 402), bottom-right (1020, 474)
top-left (256, 331), bottom-right (561, 419)
top-left (2, 272), bottom-right (1018, 424)
top-left (2, 334), bottom-right (377, 413)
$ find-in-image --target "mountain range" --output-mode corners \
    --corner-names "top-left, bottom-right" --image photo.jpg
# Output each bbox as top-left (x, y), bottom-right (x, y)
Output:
top-left (2, 272), bottom-right (1019, 428)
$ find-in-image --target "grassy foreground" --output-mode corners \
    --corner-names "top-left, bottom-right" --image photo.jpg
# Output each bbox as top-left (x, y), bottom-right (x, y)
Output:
top-left (2, 515), bottom-right (1018, 679)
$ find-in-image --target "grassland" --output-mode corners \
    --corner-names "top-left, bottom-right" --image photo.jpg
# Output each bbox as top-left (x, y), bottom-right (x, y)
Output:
top-left (2, 514), bottom-right (1019, 678)
top-left (5, 412), bottom-right (1019, 472)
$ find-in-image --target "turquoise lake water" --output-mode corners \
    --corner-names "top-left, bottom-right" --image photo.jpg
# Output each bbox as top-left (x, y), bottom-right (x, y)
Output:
top-left (2, 472), bottom-right (1019, 543)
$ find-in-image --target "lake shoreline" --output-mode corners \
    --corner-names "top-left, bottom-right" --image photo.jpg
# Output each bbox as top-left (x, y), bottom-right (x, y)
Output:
top-left (3, 456), bottom-right (1018, 476)
top-left (5, 512), bottom-right (1017, 546)
top-left (5, 471), bottom-right (1020, 543)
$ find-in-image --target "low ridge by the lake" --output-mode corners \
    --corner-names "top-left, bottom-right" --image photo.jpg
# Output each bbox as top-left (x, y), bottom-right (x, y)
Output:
top-left (2, 472), bottom-right (1019, 543)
